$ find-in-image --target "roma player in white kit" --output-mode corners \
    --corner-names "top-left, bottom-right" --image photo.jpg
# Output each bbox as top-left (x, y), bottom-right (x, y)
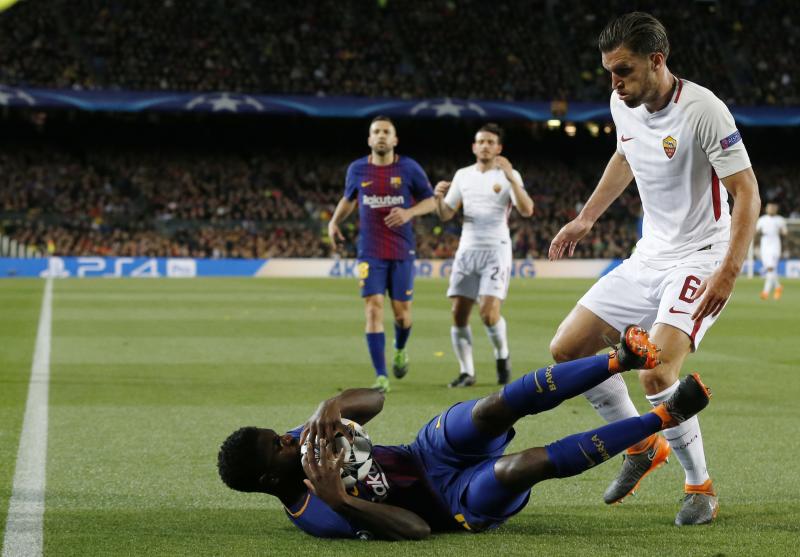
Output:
top-left (755, 202), bottom-right (787, 299)
top-left (548, 13), bottom-right (761, 525)
top-left (435, 124), bottom-right (534, 388)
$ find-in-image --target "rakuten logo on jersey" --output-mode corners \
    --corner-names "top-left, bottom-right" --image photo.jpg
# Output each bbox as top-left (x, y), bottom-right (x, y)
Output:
top-left (363, 461), bottom-right (390, 501)
top-left (362, 194), bottom-right (404, 209)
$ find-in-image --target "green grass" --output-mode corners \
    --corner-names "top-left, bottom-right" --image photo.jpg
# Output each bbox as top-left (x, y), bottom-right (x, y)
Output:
top-left (1, 277), bottom-right (799, 556)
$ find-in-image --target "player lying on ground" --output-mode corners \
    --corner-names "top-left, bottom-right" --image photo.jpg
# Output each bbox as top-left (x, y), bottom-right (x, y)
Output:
top-left (218, 327), bottom-right (712, 540)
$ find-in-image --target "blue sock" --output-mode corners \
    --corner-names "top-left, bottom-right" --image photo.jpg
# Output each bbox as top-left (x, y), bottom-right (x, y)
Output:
top-left (394, 323), bottom-right (411, 350)
top-left (546, 413), bottom-right (662, 478)
top-left (443, 400), bottom-right (508, 455)
top-left (366, 332), bottom-right (386, 377)
top-left (501, 355), bottom-right (612, 416)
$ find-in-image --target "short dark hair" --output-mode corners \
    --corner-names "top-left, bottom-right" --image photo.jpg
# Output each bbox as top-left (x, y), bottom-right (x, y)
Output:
top-left (370, 115), bottom-right (395, 127)
top-left (598, 12), bottom-right (670, 60)
top-left (217, 426), bottom-right (264, 492)
top-left (477, 122), bottom-right (504, 144)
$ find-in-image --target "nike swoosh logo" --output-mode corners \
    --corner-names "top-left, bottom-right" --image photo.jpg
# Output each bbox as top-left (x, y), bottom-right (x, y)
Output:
top-left (647, 446), bottom-right (658, 461)
top-left (361, 181), bottom-right (372, 187)
top-left (533, 372), bottom-right (544, 393)
top-left (669, 307), bottom-right (690, 315)
top-left (579, 445), bottom-right (596, 466)
top-left (621, 135), bottom-right (635, 142)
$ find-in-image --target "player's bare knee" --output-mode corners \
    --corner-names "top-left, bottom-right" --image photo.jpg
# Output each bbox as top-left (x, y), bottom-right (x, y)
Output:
top-left (394, 307), bottom-right (411, 329)
top-left (639, 364), bottom-right (680, 395)
top-left (451, 303), bottom-right (471, 326)
top-left (493, 448), bottom-right (556, 491)
top-left (472, 393), bottom-right (516, 435)
top-left (549, 335), bottom-right (575, 363)
top-left (472, 394), bottom-right (498, 422)
top-left (479, 308), bottom-right (499, 327)
top-left (394, 314), bottom-right (411, 329)
top-left (365, 299), bottom-right (383, 323)
top-left (392, 301), bottom-right (412, 327)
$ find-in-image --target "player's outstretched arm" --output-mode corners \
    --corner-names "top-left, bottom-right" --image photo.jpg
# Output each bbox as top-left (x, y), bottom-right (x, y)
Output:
top-left (301, 388), bottom-right (385, 446)
top-left (328, 197), bottom-right (357, 250)
top-left (691, 166), bottom-right (760, 319)
top-left (384, 196), bottom-right (438, 227)
top-left (303, 439), bottom-right (431, 541)
top-left (549, 152), bottom-right (633, 260)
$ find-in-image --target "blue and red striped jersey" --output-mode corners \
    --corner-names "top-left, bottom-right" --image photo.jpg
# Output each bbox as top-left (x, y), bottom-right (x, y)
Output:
top-left (284, 444), bottom-right (458, 539)
top-left (344, 155), bottom-right (433, 260)
top-left (282, 425), bottom-right (457, 538)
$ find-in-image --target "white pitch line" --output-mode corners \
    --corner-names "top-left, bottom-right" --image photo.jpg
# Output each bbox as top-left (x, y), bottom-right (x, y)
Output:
top-left (2, 278), bottom-right (53, 557)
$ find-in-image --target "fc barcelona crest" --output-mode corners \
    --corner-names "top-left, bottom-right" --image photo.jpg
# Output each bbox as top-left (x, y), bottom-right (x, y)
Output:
top-left (390, 176), bottom-right (402, 188)
top-left (493, 183), bottom-right (502, 194)
top-left (662, 135), bottom-right (677, 159)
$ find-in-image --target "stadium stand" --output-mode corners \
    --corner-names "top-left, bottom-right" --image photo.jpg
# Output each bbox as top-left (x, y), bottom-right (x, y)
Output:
top-left (1, 0), bottom-right (799, 105)
top-left (1, 131), bottom-right (795, 259)
top-left (1, 1), bottom-right (798, 260)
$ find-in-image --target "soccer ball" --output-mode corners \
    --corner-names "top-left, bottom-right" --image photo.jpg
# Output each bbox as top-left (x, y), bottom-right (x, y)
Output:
top-left (301, 418), bottom-right (373, 489)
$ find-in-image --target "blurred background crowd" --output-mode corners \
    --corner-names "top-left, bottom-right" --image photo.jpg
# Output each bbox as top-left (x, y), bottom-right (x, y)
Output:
top-left (1, 142), bottom-right (644, 259)
top-left (1, 119), bottom-right (796, 259)
top-left (0, 0), bottom-right (797, 260)
top-left (1, 0), bottom-right (798, 105)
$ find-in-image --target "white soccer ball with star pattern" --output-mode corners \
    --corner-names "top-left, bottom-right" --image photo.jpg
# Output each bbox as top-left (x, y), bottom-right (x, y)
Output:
top-left (301, 418), bottom-right (373, 488)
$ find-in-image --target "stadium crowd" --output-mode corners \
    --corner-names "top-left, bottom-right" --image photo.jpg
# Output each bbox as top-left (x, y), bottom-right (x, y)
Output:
top-left (1, 0), bottom-right (799, 106)
top-left (2, 147), bottom-right (795, 260)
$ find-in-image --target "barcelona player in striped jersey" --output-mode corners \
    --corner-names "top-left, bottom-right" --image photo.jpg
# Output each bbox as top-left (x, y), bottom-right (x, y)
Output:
top-left (218, 327), bottom-right (714, 540)
top-left (328, 116), bottom-right (437, 393)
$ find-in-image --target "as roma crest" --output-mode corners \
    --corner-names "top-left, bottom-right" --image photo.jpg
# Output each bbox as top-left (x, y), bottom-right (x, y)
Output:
top-left (493, 183), bottom-right (502, 194)
top-left (662, 136), bottom-right (677, 159)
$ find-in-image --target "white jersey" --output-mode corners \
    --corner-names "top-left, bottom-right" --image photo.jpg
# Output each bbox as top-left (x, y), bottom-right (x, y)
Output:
top-left (757, 214), bottom-right (786, 253)
top-left (611, 78), bottom-right (752, 268)
top-left (444, 164), bottom-right (523, 250)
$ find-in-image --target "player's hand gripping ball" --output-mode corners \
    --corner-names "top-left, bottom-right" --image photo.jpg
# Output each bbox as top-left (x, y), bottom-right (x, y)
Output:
top-left (300, 418), bottom-right (373, 488)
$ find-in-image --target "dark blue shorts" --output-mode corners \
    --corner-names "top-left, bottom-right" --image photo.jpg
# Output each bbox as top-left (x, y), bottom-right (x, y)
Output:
top-left (358, 258), bottom-right (415, 301)
top-left (410, 402), bottom-right (530, 532)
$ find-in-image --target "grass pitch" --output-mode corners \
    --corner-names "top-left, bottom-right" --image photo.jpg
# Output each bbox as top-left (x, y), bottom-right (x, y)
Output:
top-left (1, 277), bottom-right (798, 556)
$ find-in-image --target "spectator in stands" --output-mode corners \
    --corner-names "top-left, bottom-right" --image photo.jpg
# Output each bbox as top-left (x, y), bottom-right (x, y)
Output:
top-left (1, 0), bottom-right (798, 106)
top-left (1, 145), bottom-right (794, 260)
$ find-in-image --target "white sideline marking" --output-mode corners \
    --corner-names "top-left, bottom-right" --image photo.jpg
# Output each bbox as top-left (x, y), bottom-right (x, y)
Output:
top-left (3, 279), bottom-right (52, 557)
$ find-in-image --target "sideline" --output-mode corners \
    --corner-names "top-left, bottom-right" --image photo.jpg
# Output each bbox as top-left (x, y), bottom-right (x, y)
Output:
top-left (2, 278), bottom-right (53, 557)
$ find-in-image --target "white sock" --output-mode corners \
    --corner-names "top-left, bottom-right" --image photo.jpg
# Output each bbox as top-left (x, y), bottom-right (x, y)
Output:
top-left (484, 316), bottom-right (509, 359)
top-left (770, 270), bottom-right (780, 290)
top-left (583, 374), bottom-right (641, 422)
top-left (762, 275), bottom-right (771, 294)
top-left (647, 381), bottom-right (710, 486)
top-left (764, 272), bottom-right (775, 293)
top-left (450, 325), bottom-right (474, 376)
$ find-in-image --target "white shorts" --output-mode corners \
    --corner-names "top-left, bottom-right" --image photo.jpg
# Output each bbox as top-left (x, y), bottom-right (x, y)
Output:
top-left (760, 246), bottom-right (780, 270)
top-left (447, 246), bottom-right (512, 301)
top-left (578, 247), bottom-right (727, 350)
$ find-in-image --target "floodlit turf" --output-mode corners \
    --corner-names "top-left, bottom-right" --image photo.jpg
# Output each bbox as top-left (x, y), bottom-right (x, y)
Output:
top-left (1, 277), bottom-right (799, 556)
